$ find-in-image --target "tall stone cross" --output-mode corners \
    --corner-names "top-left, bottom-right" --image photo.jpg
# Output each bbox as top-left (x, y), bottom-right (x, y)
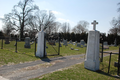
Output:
top-left (91, 20), bottom-right (98, 30)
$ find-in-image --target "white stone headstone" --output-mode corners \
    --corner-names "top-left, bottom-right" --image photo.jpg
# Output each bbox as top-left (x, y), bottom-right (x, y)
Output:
top-left (36, 31), bottom-right (46, 57)
top-left (84, 20), bottom-right (100, 71)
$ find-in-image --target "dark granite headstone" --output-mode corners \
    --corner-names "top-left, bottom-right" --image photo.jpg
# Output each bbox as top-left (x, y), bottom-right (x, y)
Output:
top-left (5, 37), bottom-right (10, 44)
top-left (24, 37), bottom-right (31, 48)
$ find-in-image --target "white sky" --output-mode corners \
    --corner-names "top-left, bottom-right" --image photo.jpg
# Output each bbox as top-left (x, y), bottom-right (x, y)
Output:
top-left (0, 0), bottom-right (120, 34)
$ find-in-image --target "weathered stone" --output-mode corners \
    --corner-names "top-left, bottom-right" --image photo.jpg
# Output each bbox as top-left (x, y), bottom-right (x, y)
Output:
top-left (84, 30), bottom-right (100, 71)
top-left (36, 31), bottom-right (47, 58)
top-left (24, 37), bottom-right (31, 48)
top-left (84, 20), bottom-right (100, 71)
top-left (5, 37), bottom-right (10, 44)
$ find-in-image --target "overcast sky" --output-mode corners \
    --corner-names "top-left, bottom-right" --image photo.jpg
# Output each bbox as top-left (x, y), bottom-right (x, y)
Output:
top-left (0, 0), bottom-right (120, 34)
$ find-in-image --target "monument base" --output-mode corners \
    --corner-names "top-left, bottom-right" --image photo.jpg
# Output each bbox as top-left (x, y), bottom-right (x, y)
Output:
top-left (24, 45), bottom-right (31, 48)
top-left (84, 59), bottom-right (99, 71)
top-left (36, 31), bottom-right (46, 58)
top-left (84, 30), bottom-right (100, 71)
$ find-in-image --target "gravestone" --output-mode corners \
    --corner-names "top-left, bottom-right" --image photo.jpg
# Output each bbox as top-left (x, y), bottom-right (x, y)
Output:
top-left (69, 40), bottom-right (73, 44)
top-left (56, 40), bottom-right (58, 43)
top-left (24, 37), bottom-right (31, 48)
top-left (103, 41), bottom-right (108, 45)
top-left (114, 38), bottom-right (117, 47)
top-left (71, 47), bottom-right (74, 50)
top-left (84, 20), bottom-right (100, 71)
top-left (63, 40), bottom-right (68, 46)
top-left (80, 40), bottom-right (85, 46)
top-left (5, 37), bottom-right (10, 44)
top-left (59, 43), bottom-right (62, 47)
top-left (36, 31), bottom-right (46, 57)
top-left (75, 41), bottom-right (77, 43)
top-left (103, 41), bottom-right (109, 49)
top-left (77, 43), bottom-right (81, 47)
top-left (74, 49), bottom-right (79, 51)
top-left (73, 42), bottom-right (76, 45)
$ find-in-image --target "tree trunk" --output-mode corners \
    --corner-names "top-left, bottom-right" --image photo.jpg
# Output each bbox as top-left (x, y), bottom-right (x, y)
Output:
top-left (20, 23), bottom-right (24, 41)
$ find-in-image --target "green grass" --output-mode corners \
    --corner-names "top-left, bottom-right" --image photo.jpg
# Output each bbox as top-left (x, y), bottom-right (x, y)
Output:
top-left (0, 40), bottom-right (119, 66)
top-left (0, 40), bottom-right (86, 66)
top-left (30, 54), bottom-right (120, 80)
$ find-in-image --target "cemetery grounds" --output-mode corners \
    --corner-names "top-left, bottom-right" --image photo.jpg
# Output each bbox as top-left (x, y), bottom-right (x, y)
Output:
top-left (0, 40), bottom-right (120, 80)
top-left (0, 40), bottom-right (87, 66)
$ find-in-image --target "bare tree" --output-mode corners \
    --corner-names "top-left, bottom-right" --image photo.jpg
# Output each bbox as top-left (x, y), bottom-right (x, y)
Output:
top-left (2, 0), bottom-right (38, 40)
top-left (60, 22), bottom-right (70, 33)
top-left (52, 22), bottom-right (61, 33)
top-left (35, 10), bottom-right (56, 31)
top-left (2, 22), bottom-right (14, 36)
top-left (109, 17), bottom-right (120, 34)
top-left (108, 2), bottom-right (120, 34)
top-left (72, 21), bottom-right (89, 34)
top-left (72, 27), bottom-right (77, 34)
top-left (118, 2), bottom-right (120, 12)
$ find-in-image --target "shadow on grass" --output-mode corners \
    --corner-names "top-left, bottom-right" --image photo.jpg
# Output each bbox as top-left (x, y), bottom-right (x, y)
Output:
top-left (36, 54), bottom-right (66, 63)
top-left (86, 68), bottom-right (120, 79)
top-left (96, 70), bottom-right (120, 79)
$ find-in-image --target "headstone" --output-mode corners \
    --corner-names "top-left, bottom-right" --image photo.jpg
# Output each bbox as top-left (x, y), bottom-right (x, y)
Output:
top-left (103, 41), bottom-right (108, 45)
top-left (75, 41), bottom-right (77, 43)
top-left (63, 40), bottom-right (68, 46)
top-left (24, 37), bottom-right (31, 48)
top-left (103, 41), bottom-right (109, 49)
top-left (71, 47), bottom-right (74, 50)
top-left (80, 40), bottom-right (85, 46)
top-left (46, 46), bottom-right (48, 48)
top-left (59, 43), bottom-right (62, 47)
top-left (73, 42), bottom-right (76, 45)
top-left (69, 40), bottom-right (73, 44)
top-left (84, 20), bottom-right (100, 71)
top-left (56, 40), bottom-right (58, 43)
top-left (77, 43), bottom-right (81, 47)
top-left (36, 31), bottom-right (46, 57)
top-left (74, 49), bottom-right (79, 51)
top-left (114, 38), bottom-right (117, 47)
top-left (5, 37), bottom-right (10, 44)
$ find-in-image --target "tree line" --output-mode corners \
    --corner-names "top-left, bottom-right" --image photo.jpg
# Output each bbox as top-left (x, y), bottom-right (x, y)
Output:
top-left (0, 0), bottom-right (89, 41)
top-left (0, 0), bottom-right (120, 45)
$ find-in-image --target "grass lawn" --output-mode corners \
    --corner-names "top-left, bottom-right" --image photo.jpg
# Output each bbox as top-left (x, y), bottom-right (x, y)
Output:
top-left (30, 54), bottom-right (120, 80)
top-left (0, 40), bottom-right (119, 66)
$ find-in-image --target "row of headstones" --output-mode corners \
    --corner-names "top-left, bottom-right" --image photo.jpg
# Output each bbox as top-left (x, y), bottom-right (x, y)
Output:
top-left (62, 39), bottom-right (86, 47)
top-left (4, 36), bottom-right (87, 48)
top-left (2, 37), bottom-right (32, 48)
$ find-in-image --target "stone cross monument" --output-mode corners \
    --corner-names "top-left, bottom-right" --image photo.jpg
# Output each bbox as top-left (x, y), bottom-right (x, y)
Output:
top-left (91, 20), bottom-right (98, 30)
top-left (84, 20), bottom-right (100, 71)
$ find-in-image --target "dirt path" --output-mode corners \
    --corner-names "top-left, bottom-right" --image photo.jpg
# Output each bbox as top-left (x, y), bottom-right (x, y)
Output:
top-left (0, 50), bottom-right (119, 80)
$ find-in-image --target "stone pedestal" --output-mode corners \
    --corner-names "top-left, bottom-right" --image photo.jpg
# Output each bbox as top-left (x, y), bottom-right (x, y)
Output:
top-left (36, 31), bottom-right (46, 57)
top-left (84, 30), bottom-right (100, 71)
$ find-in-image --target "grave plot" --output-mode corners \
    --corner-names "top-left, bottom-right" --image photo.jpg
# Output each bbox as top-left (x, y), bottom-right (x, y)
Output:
top-left (0, 36), bottom-right (36, 56)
